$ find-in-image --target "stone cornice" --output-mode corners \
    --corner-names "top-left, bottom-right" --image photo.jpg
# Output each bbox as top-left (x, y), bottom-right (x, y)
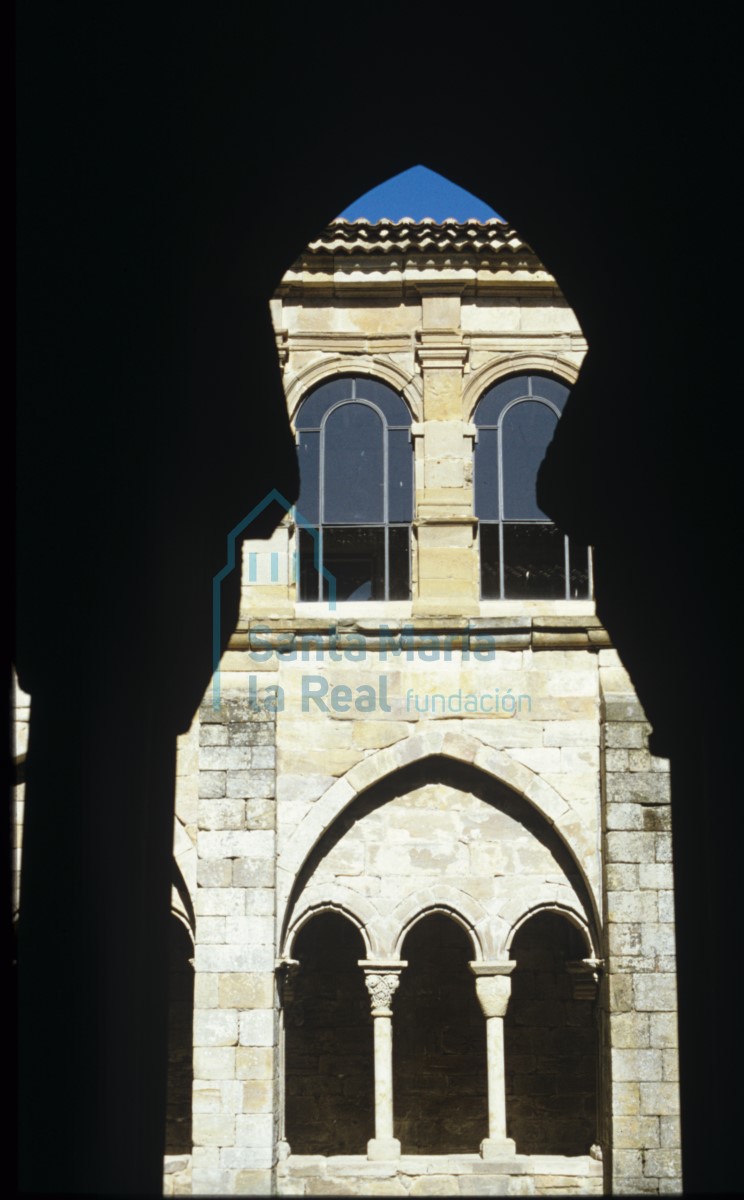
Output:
top-left (229, 616), bottom-right (610, 652)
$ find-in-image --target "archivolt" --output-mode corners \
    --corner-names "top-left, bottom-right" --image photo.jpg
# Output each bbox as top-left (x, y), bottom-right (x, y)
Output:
top-left (283, 355), bottom-right (423, 423)
top-left (462, 352), bottom-right (581, 422)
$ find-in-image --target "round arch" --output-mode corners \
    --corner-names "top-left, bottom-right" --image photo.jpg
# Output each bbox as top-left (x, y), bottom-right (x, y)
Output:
top-left (283, 355), bottom-right (423, 423)
top-left (463, 353), bottom-right (582, 422)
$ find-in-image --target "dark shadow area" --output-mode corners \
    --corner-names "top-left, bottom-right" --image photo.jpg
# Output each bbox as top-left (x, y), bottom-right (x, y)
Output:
top-left (285, 913), bottom-right (373, 1155)
top-left (15, 10), bottom-right (736, 1192)
top-left (165, 917), bottom-right (194, 1156)
top-left (395, 914), bottom-right (487, 1154)
top-left (505, 912), bottom-right (597, 1155)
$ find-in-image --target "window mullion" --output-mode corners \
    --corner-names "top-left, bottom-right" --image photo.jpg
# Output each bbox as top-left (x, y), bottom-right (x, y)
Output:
top-left (497, 419), bottom-right (505, 600)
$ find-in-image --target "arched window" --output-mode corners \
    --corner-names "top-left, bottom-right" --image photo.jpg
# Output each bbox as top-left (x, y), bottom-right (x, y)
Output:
top-left (284, 912), bottom-right (373, 1154)
top-left (474, 374), bottom-right (592, 599)
top-left (505, 911), bottom-right (598, 1154)
top-left (394, 913), bottom-right (487, 1154)
top-left (294, 376), bottom-right (413, 601)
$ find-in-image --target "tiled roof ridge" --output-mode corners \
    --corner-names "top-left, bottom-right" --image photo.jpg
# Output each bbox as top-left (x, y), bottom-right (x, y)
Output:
top-left (303, 217), bottom-right (535, 258)
top-left (333, 216), bottom-right (508, 226)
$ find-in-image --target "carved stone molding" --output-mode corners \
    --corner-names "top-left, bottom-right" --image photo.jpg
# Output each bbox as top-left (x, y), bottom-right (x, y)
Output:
top-left (275, 957), bottom-right (300, 1006)
top-left (359, 960), bottom-right (407, 1016)
top-left (566, 957), bottom-right (604, 1001)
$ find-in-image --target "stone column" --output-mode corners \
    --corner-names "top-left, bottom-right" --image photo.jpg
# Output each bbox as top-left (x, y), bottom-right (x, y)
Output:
top-left (359, 960), bottom-right (407, 1160)
top-left (470, 961), bottom-right (517, 1158)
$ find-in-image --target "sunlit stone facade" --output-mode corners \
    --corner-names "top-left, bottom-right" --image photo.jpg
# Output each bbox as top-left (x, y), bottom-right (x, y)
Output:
top-left (12, 217), bottom-right (681, 1197)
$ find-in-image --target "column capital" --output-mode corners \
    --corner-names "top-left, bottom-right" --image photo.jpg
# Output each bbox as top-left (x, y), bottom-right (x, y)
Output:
top-left (469, 962), bottom-right (517, 1019)
top-left (359, 961), bottom-right (407, 1016)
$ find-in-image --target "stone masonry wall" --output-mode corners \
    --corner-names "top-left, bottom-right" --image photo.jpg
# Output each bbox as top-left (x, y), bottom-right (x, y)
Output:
top-left (192, 693), bottom-right (279, 1196)
top-left (600, 652), bottom-right (681, 1194)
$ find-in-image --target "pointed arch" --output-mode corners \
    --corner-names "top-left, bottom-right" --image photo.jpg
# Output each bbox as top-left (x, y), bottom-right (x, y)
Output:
top-left (282, 883), bottom-right (379, 959)
top-left (503, 899), bottom-right (597, 959)
top-left (277, 729), bottom-right (600, 945)
top-left (389, 886), bottom-right (490, 960)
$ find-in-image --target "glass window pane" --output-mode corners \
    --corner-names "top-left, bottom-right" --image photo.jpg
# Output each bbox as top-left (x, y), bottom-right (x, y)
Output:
top-left (474, 427), bottom-right (500, 520)
top-left (502, 401), bottom-right (559, 520)
top-left (479, 523), bottom-right (502, 599)
top-left (321, 527), bottom-right (386, 601)
top-left (295, 431), bottom-right (319, 524)
top-left (475, 376), bottom-right (530, 426)
top-left (388, 429), bottom-right (413, 523)
top-left (502, 523), bottom-right (566, 599)
top-left (323, 403), bottom-right (384, 524)
top-left (354, 378), bottom-right (411, 425)
top-left (388, 526), bottom-right (410, 600)
top-left (296, 378), bottom-right (354, 429)
top-left (529, 374), bottom-right (570, 411)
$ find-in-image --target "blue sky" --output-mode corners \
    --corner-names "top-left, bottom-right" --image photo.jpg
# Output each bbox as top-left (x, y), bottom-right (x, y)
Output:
top-left (338, 165), bottom-right (503, 222)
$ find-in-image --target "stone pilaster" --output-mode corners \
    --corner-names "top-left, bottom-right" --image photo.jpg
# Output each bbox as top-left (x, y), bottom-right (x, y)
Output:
top-left (413, 295), bottom-right (478, 613)
top-left (360, 961), bottom-right (407, 1160)
top-left (470, 961), bottom-right (517, 1158)
top-left (192, 692), bottom-right (279, 1196)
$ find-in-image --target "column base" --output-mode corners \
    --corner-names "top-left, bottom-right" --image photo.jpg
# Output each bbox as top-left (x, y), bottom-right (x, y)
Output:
top-left (480, 1137), bottom-right (516, 1159)
top-left (367, 1137), bottom-right (401, 1160)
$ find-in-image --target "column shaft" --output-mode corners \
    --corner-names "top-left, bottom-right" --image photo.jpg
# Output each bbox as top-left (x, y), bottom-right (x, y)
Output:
top-left (373, 1013), bottom-right (394, 1140)
top-left (486, 1014), bottom-right (508, 1141)
top-left (360, 962), bottom-right (406, 1161)
top-left (470, 961), bottom-right (517, 1158)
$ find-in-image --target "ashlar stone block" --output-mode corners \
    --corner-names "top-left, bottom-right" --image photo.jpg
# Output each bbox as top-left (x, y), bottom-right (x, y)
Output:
top-left (193, 1108), bottom-right (234, 1147)
top-left (640, 1082), bottom-right (681, 1116)
top-left (236, 1046), bottom-right (275, 1081)
top-left (612, 1115), bottom-right (660, 1149)
top-left (634, 975), bottom-right (678, 1012)
top-left (218, 973), bottom-right (274, 1010)
top-left (193, 1046), bottom-right (236, 1080)
top-left (238, 1009), bottom-right (275, 1047)
top-left (241, 1080), bottom-right (274, 1114)
top-left (193, 1009), bottom-right (239, 1047)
